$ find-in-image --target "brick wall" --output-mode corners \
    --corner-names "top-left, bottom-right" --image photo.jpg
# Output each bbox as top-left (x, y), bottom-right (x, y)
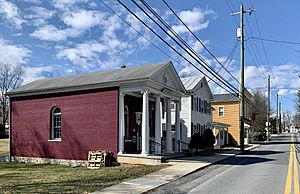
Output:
top-left (11, 88), bottom-right (118, 161)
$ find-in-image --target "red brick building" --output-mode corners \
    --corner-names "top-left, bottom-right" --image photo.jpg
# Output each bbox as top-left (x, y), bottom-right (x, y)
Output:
top-left (7, 62), bottom-right (186, 164)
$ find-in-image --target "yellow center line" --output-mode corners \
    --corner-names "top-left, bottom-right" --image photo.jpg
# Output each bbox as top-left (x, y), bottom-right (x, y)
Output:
top-left (294, 135), bottom-right (300, 194)
top-left (284, 135), bottom-right (293, 194)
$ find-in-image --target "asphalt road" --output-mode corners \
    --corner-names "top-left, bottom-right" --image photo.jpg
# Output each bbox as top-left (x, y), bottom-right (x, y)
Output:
top-left (150, 133), bottom-right (300, 194)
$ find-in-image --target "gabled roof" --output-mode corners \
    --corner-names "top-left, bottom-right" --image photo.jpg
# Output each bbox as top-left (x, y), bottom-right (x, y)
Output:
top-left (180, 76), bottom-right (204, 91)
top-left (212, 93), bottom-right (239, 102)
top-left (8, 61), bottom-right (185, 96)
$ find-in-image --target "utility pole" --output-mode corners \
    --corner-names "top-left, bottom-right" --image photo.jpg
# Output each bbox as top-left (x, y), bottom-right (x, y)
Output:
top-left (267, 75), bottom-right (270, 141)
top-left (231, 5), bottom-right (254, 153)
top-left (276, 93), bottom-right (279, 134)
top-left (279, 102), bottom-right (282, 133)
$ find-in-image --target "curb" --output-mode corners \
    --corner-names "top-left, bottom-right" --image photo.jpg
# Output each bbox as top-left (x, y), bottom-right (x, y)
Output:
top-left (142, 144), bottom-right (261, 194)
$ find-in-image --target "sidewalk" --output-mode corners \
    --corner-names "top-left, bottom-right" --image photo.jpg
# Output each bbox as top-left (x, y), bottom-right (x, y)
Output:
top-left (92, 144), bottom-right (260, 194)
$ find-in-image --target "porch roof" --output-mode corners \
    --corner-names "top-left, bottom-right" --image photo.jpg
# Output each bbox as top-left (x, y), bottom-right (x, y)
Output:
top-left (212, 122), bottom-right (230, 128)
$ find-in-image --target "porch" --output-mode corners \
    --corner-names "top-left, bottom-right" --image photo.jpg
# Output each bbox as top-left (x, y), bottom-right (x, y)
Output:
top-left (212, 122), bottom-right (230, 147)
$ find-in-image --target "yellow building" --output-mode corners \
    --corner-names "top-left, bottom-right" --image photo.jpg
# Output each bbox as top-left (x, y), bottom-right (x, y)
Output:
top-left (211, 92), bottom-right (253, 146)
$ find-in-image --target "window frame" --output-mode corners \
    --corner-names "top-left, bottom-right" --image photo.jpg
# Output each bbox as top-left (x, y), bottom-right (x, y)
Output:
top-left (50, 107), bottom-right (62, 141)
top-left (218, 106), bottom-right (224, 117)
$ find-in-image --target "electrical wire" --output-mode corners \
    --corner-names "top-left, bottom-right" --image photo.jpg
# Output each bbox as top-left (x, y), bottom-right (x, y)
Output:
top-left (115, 0), bottom-right (241, 96)
top-left (249, 0), bottom-right (278, 88)
top-left (134, 0), bottom-right (240, 94)
top-left (162, 0), bottom-right (241, 85)
top-left (97, 0), bottom-right (183, 68)
top-left (249, 37), bottom-right (300, 45)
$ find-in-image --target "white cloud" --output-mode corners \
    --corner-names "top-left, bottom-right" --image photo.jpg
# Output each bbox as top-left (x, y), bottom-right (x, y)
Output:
top-left (51, 0), bottom-right (88, 10)
top-left (23, 0), bottom-right (41, 4)
top-left (0, 0), bottom-right (25, 29)
top-left (30, 9), bottom-right (105, 41)
top-left (62, 10), bottom-right (104, 30)
top-left (56, 41), bottom-right (107, 68)
top-left (25, 6), bottom-right (55, 26)
top-left (171, 7), bottom-right (216, 34)
top-left (30, 25), bottom-right (83, 41)
top-left (0, 38), bottom-right (30, 65)
top-left (23, 66), bottom-right (53, 84)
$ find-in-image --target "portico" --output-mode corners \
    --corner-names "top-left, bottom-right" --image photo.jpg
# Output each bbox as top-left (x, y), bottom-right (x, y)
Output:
top-left (116, 62), bottom-right (186, 164)
top-left (212, 122), bottom-right (230, 146)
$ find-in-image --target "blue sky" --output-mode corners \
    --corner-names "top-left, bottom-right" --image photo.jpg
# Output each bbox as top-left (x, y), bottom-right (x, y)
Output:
top-left (0, 0), bottom-right (299, 113)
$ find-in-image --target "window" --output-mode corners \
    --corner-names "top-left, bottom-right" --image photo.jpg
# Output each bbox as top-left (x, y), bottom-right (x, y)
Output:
top-left (208, 102), bottom-right (211, 115)
top-left (170, 103), bottom-right (175, 110)
top-left (193, 97), bottom-right (197, 110)
top-left (218, 106), bottom-right (224, 117)
top-left (198, 98), bottom-right (201, 112)
top-left (51, 107), bottom-right (61, 140)
top-left (204, 100), bottom-right (207, 113)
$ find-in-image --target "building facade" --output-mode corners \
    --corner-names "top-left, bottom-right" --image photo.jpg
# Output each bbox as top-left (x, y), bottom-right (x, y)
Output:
top-left (211, 92), bottom-right (253, 145)
top-left (174, 76), bottom-right (213, 149)
top-left (7, 62), bottom-right (186, 164)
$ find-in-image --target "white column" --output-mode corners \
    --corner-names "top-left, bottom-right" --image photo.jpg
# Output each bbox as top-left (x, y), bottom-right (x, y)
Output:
top-left (118, 92), bottom-right (125, 154)
top-left (165, 98), bottom-right (173, 153)
top-left (226, 128), bottom-right (229, 145)
top-left (218, 127), bottom-right (221, 145)
top-left (155, 94), bottom-right (161, 154)
top-left (141, 90), bottom-right (149, 155)
top-left (214, 127), bottom-right (216, 145)
top-left (222, 127), bottom-right (225, 145)
top-left (175, 101), bottom-right (181, 152)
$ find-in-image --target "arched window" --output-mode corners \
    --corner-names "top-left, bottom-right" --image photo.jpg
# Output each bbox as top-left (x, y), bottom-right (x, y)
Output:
top-left (51, 107), bottom-right (61, 140)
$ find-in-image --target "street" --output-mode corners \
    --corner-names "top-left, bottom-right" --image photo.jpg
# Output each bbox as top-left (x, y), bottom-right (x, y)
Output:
top-left (150, 133), bottom-right (300, 194)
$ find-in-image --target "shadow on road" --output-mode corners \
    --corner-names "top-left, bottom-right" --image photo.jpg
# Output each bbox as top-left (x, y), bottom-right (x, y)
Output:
top-left (217, 156), bottom-right (275, 166)
top-left (244, 150), bottom-right (284, 155)
top-left (258, 141), bottom-right (300, 145)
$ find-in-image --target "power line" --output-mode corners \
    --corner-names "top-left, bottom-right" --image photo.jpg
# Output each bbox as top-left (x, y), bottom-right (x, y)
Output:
top-left (248, 0), bottom-right (278, 88)
top-left (128, 0), bottom-right (241, 95)
top-left (115, 0), bottom-right (241, 95)
top-left (244, 15), bottom-right (267, 79)
top-left (225, 0), bottom-right (239, 26)
top-left (138, 0), bottom-right (240, 93)
top-left (211, 39), bottom-right (238, 92)
top-left (249, 37), bottom-right (300, 45)
top-left (162, 0), bottom-right (241, 85)
top-left (97, 0), bottom-right (183, 68)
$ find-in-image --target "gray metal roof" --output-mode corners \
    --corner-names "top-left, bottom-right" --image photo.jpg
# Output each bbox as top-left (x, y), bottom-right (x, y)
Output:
top-left (212, 93), bottom-right (239, 102)
top-left (180, 76), bottom-right (203, 91)
top-left (8, 61), bottom-right (170, 95)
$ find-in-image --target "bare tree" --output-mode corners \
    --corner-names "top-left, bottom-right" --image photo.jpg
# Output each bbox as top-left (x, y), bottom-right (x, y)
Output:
top-left (293, 113), bottom-right (300, 128)
top-left (295, 88), bottom-right (300, 112)
top-left (251, 90), bottom-right (268, 133)
top-left (0, 63), bottom-right (24, 128)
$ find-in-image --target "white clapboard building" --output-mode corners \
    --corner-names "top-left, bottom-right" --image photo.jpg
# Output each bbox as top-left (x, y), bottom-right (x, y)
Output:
top-left (161, 76), bottom-right (213, 151)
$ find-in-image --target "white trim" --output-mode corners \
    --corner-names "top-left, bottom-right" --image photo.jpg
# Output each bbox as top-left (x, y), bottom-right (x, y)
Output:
top-left (118, 92), bottom-right (125, 154)
top-left (48, 139), bottom-right (62, 142)
top-left (8, 97), bottom-right (11, 162)
top-left (141, 90), bottom-right (149, 155)
top-left (50, 107), bottom-right (62, 140)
